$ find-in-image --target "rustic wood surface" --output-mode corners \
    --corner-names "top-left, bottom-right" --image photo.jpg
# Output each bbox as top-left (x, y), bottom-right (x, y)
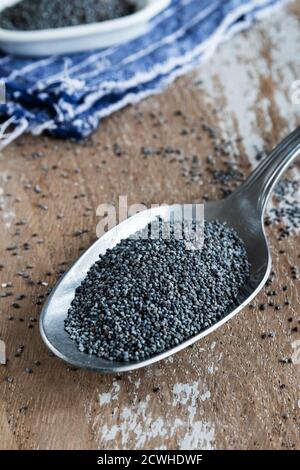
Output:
top-left (0, 2), bottom-right (300, 450)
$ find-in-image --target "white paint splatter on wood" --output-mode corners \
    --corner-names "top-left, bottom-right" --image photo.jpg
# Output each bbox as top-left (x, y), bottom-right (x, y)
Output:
top-left (0, 340), bottom-right (6, 365)
top-left (291, 340), bottom-right (300, 365)
top-left (196, 6), bottom-right (300, 165)
top-left (90, 378), bottom-right (214, 450)
top-left (0, 171), bottom-right (15, 230)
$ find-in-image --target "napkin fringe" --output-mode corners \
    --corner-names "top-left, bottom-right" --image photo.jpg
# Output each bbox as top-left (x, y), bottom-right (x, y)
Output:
top-left (0, 117), bottom-right (29, 150)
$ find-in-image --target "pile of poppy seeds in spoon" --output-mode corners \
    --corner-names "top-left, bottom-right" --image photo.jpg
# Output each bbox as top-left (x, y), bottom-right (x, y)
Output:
top-left (0, 0), bottom-right (136, 31)
top-left (65, 219), bottom-right (250, 362)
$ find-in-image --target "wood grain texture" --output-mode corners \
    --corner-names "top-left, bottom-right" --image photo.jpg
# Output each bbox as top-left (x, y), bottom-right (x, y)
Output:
top-left (0, 2), bottom-right (300, 450)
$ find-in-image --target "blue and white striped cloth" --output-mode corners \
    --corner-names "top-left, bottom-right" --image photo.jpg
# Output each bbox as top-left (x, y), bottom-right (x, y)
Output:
top-left (0, 0), bottom-right (284, 148)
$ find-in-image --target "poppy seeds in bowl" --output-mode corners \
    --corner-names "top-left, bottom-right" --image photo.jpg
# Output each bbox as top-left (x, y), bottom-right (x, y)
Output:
top-left (0, 0), bottom-right (137, 31)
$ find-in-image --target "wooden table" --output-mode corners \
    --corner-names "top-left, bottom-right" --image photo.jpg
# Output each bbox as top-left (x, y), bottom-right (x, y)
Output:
top-left (1, 1), bottom-right (299, 450)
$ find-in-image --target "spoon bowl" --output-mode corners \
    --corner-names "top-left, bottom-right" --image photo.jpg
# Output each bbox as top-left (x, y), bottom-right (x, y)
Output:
top-left (40, 128), bottom-right (300, 372)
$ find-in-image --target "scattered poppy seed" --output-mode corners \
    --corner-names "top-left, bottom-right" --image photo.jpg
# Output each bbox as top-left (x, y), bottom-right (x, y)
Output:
top-left (0, 292), bottom-right (13, 298)
top-left (279, 358), bottom-right (288, 364)
top-left (6, 245), bottom-right (17, 251)
top-left (15, 294), bottom-right (26, 301)
top-left (113, 143), bottom-right (122, 157)
top-left (37, 203), bottom-right (48, 211)
top-left (15, 219), bottom-right (27, 226)
top-left (11, 302), bottom-right (21, 309)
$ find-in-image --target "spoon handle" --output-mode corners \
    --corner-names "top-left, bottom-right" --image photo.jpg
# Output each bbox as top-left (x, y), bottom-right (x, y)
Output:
top-left (239, 127), bottom-right (300, 214)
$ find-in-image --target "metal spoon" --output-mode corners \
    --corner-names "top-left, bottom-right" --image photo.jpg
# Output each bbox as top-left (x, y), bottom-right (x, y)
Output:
top-left (40, 127), bottom-right (300, 372)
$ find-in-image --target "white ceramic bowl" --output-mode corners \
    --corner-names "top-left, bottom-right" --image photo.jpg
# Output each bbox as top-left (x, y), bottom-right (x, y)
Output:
top-left (0, 0), bottom-right (170, 56)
